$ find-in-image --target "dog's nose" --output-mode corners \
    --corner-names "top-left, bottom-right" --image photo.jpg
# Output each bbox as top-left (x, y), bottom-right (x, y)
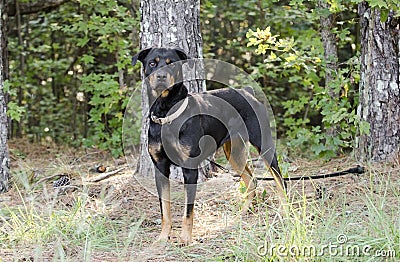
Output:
top-left (156, 72), bottom-right (167, 81)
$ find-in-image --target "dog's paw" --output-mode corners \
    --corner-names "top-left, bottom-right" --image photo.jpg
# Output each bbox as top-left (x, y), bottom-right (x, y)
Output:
top-left (179, 239), bottom-right (191, 247)
top-left (179, 232), bottom-right (192, 246)
top-left (156, 232), bottom-right (170, 242)
top-left (153, 230), bottom-right (171, 245)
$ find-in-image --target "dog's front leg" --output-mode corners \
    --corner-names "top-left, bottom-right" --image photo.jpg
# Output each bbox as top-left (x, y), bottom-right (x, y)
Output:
top-left (154, 160), bottom-right (172, 243)
top-left (181, 168), bottom-right (198, 246)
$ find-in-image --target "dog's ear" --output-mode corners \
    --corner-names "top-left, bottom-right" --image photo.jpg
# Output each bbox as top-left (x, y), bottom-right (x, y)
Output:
top-left (132, 48), bottom-right (152, 66)
top-left (175, 48), bottom-right (196, 68)
top-left (175, 49), bottom-right (190, 61)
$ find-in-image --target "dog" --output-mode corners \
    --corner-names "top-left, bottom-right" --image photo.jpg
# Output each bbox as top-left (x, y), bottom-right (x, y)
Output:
top-left (132, 47), bottom-right (286, 245)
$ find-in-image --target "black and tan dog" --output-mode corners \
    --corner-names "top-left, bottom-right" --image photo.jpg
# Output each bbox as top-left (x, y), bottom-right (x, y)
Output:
top-left (132, 47), bottom-right (286, 245)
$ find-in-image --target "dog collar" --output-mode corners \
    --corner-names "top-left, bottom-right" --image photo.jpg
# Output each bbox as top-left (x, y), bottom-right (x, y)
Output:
top-left (150, 97), bottom-right (189, 125)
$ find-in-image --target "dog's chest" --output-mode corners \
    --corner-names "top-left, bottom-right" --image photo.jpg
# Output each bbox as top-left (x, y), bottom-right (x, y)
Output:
top-left (148, 122), bottom-right (192, 164)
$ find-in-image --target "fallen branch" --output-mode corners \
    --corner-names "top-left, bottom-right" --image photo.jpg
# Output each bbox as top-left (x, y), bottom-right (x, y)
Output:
top-left (85, 167), bottom-right (125, 183)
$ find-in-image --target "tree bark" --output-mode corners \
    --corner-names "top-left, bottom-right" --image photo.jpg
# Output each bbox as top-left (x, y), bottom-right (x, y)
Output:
top-left (356, 2), bottom-right (400, 161)
top-left (15, 0), bottom-right (23, 138)
top-left (0, 0), bottom-right (10, 193)
top-left (138, 0), bottom-right (209, 181)
top-left (318, 0), bottom-right (338, 97)
top-left (318, 1), bottom-right (338, 137)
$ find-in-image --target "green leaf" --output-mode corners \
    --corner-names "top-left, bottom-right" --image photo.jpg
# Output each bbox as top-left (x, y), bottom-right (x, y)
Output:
top-left (7, 102), bottom-right (26, 122)
top-left (77, 37), bottom-right (90, 47)
top-left (368, 0), bottom-right (388, 9)
top-left (380, 8), bottom-right (389, 22)
top-left (359, 121), bottom-right (371, 135)
top-left (80, 55), bottom-right (95, 65)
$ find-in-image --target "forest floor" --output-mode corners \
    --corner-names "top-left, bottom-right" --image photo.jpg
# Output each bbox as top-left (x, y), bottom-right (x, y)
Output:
top-left (0, 140), bottom-right (399, 261)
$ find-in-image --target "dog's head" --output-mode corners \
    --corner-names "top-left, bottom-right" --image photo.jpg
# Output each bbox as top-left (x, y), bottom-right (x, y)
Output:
top-left (132, 48), bottom-right (189, 99)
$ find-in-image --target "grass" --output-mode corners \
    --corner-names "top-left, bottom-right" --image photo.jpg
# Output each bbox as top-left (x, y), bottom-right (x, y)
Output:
top-left (0, 182), bottom-right (144, 261)
top-left (221, 165), bottom-right (400, 261)
top-left (1, 141), bottom-right (399, 261)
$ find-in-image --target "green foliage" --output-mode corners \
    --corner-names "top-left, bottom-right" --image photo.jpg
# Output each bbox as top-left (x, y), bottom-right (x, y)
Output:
top-left (245, 15), bottom-right (366, 158)
top-left (4, 81), bottom-right (25, 122)
top-left (7, 0), bottom-right (385, 159)
top-left (246, 27), bottom-right (294, 55)
top-left (61, 0), bottom-right (137, 156)
top-left (79, 73), bottom-right (128, 156)
top-left (366, 0), bottom-right (395, 9)
top-left (7, 0), bottom-right (140, 156)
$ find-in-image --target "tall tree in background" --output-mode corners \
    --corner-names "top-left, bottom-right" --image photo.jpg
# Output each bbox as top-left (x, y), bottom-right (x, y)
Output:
top-left (318, 0), bottom-right (339, 137)
top-left (0, 0), bottom-right (9, 193)
top-left (356, 2), bottom-right (399, 161)
top-left (318, 0), bottom-right (338, 97)
top-left (137, 0), bottom-right (210, 179)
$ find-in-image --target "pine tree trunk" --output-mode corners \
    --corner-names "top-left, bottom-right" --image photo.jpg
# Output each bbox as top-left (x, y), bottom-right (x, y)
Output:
top-left (137, 0), bottom-right (210, 180)
top-left (356, 3), bottom-right (400, 161)
top-left (319, 0), bottom-right (338, 96)
top-left (0, 0), bottom-right (10, 193)
top-left (318, 0), bottom-right (338, 137)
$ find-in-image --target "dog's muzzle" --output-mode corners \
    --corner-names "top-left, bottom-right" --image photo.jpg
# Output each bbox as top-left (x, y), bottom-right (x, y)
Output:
top-left (149, 70), bottom-right (176, 91)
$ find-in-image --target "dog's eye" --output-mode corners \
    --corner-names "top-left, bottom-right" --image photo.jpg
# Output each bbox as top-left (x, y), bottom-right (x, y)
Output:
top-left (149, 61), bottom-right (157, 67)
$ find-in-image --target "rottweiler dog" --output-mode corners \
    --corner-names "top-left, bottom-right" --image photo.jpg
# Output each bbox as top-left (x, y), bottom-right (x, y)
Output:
top-left (132, 47), bottom-right (286, 245)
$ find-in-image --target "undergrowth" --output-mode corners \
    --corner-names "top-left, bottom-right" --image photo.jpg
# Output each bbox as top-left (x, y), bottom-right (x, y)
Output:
top-left (1, 144), bottom-right (399, 261)
top-left (223, 165), bottom-right (400, 261)
top-left (0, 181), bottom-right (143, 261)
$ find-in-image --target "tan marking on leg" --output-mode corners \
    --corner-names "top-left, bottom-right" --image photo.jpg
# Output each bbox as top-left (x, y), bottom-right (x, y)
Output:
top-left (157, 183), bottom-right (172, 242)
top-left (180, 177), bottom-right (196, 246)
top-left (257, 148), bottom-right (287, 203)
top-left (223, 140), bottom-right (256, 215)
top-left (266, 165), bottom-right (286, 200)
top-left (223, 141), bottom-right (232, 160)
top-left (254, 144), bottom-right (287, 202)
top-left (240, 171), bottom-right (256, 215)
top-left (180, 211), bottom-right (194, 246)
top-left (148, 143), bottom-right (161, 162)
top-left (180, 144), bottom-right (192, 161)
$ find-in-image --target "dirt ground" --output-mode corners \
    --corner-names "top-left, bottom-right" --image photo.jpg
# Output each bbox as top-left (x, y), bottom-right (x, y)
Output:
top-left (1, 140), bottom-right (399, 261)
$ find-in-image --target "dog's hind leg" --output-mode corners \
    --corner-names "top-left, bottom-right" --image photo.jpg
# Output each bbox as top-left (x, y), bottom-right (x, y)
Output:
top-left (248, 130), bottom-right (286, 198)
top-left (223, 140), bottom-right (256, 215)
top-left (181, 168), bottom-right (198, 246)
top-left (266, 152), bottom-right (287, 196)
top-left (154, 159), bottom-right (172, 243)
top-left (256, 146), bottom-right (286, 198)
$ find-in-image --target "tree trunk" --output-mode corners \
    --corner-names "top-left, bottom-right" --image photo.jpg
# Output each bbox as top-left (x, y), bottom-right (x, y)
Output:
top-left (137, 0), bottom-right (210, 181)
top-left (0, 0), bottom-right (10, 193)
top-left (356, 2), bottom-right (400, 161)
top-left (15, 0), bottom-right (23, 138)
top-left (318, 0), bottom-right (338, 137)
top-left (319, 0), bottom-right (338, 97)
